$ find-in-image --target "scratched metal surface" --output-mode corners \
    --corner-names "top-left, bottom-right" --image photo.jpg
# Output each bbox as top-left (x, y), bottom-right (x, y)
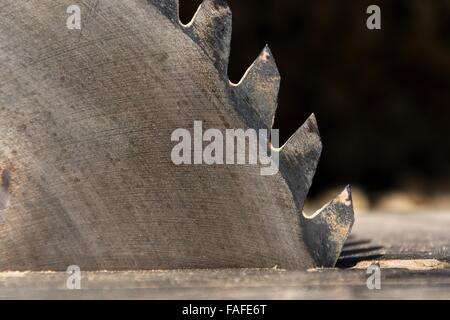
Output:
top-left (0, 0), bottom-right (354, 271)
top-left (0, 212), bottom-right (449, 300)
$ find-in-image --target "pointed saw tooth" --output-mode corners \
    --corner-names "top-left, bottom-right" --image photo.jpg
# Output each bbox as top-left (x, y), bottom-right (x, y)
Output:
top-left (149, 0), bottom-right (179, 22)
top-left (186, 0), bottom-right (232, 75)
top-left (279, 114), bottom-right (322, 210)
top-left (301, 186), bottom-right (355, 267)
top-left (235, 45), bottom-right (280, 129)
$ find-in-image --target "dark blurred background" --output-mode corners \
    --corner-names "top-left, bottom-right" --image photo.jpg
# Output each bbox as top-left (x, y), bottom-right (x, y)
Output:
top-left (180, 0), bottom-right (450, 209)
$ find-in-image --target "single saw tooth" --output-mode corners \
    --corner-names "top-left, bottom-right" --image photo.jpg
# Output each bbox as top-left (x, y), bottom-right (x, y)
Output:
top-left (279, 114), bottom-right (322, 211)
top-left (148, 0), bottom-right (179, 22)
top-left (185, 0), bottom-right (232, 75)
top-left (233, 45), bottom-right (280, 129)
top-left (301, 186), bottom-right (355, 267)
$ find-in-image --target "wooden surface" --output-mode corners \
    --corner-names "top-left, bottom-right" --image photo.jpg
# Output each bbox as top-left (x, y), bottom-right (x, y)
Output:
top-left (1, 212), bottom-right (449, 299)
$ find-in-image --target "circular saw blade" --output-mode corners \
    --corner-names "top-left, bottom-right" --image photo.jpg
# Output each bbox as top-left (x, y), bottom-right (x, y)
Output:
top-left (0, 0), bottom-right (353, 271)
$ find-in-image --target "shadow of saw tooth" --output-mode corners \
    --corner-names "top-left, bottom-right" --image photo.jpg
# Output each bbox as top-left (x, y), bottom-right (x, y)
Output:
top-left (148, 0), bottom-right (179, 22)
top-left (301, 186), bottom-right (355, 267)
top-left (184, 0), bottom-right (232, 75)
top-left (233, 45), bottom-right (280, 129)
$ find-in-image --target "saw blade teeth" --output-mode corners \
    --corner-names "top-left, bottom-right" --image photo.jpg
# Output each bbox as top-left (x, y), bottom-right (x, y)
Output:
top-left (279, 114), bottom-right (322, 210)
top-left (301, 186), bottom-right (355, 267)
top-left (234, 45), bottom-right (280, 129)
top-left (148, 0), bottom-right (179, 22)
top-left (185, 0), bottom-right (232, 75)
